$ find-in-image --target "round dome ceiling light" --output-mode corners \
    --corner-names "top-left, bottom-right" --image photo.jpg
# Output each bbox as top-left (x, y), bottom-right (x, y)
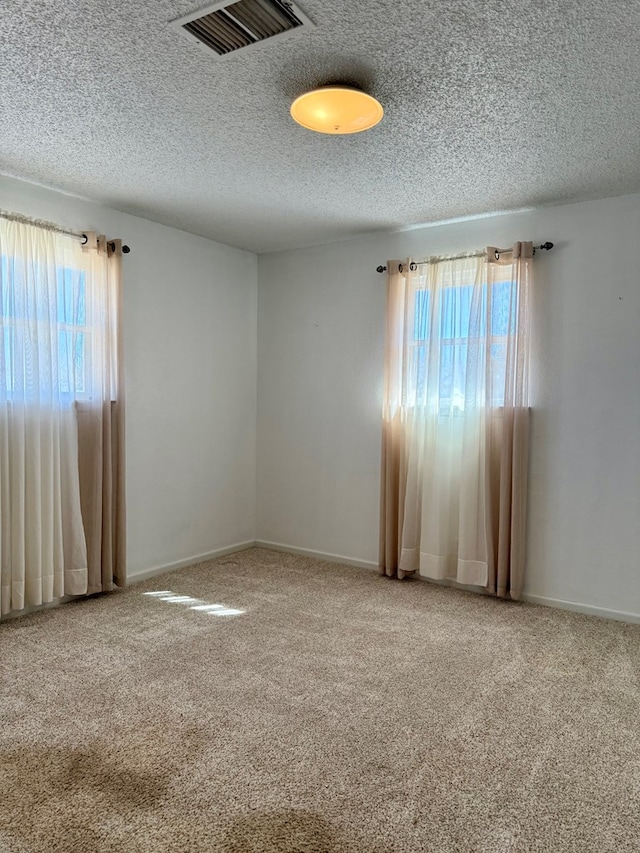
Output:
top-left (290, 85), bottom-right (384, 135)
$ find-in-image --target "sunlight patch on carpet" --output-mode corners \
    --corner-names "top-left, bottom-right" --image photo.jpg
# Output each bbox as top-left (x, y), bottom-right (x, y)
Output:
top-left (143, 590), bottom-right (244, 617)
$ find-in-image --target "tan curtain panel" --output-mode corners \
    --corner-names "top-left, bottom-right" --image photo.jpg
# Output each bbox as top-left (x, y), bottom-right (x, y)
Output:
top-left (484, 242), bottom-right (532, 598)
top-left (379, 261), bottom-right (408, 578)
top-left (77, 233), bottom-right (126, 593)
top-left (379, 244), bottom-right (533, 599)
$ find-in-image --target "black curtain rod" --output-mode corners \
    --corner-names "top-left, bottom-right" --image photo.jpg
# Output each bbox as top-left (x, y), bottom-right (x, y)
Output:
top-left (376, 242), bottom-right (554, 273)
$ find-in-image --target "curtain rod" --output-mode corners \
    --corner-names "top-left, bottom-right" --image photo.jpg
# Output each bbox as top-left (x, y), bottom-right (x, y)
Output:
top-left (0, 209), bottom-right (131, 254)
top-left (375, 242), bottom-right (553, 273)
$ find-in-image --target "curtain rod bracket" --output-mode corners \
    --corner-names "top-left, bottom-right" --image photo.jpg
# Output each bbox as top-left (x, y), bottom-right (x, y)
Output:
top-left (81, 233), bottom-right (131, 253)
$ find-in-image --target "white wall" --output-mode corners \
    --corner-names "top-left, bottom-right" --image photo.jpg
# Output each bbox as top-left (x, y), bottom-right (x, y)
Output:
top-left (257, 194), bottom-right (640, 619)
top-left (3, 173), bottom-right (638, 619)
top-left (0, 174), bottom-right (257, 579)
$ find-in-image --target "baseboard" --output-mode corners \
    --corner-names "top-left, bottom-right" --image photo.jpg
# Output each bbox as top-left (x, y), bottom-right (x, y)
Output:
top-left (254, 539), bottom-right (378, 572)
top-left (521, 592), bottom-right (640, 624)
top-left (127, 540), bottom-right (256, 584)
top-left (8, 538), bottom-right (635, 625)
top-left (0, 593), bottom-right (85, 622)
top-left (257, 541), bottom-right (640, 624)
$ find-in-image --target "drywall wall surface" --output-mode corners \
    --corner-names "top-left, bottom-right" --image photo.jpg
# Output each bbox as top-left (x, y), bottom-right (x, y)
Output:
top-left (257, 194), bottom-right (640, 616)
top-left (1, 175), bottom-right (257, 578)
top-left (257, 240), bottom-right (385, 568)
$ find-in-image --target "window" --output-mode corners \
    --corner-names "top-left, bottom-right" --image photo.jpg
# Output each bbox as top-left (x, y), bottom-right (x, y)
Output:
top-left (1, 255), bottom-right (89, 403)
top-left (406, 272), bottom-right (518, 414)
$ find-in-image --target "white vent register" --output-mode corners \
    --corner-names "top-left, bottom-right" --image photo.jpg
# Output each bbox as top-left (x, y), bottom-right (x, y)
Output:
top-left (172, 0), bottom-right (313, 57)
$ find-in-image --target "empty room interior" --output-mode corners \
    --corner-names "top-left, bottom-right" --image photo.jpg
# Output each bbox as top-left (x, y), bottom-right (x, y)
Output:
top-left (1, 0), bottom-right (639, 851)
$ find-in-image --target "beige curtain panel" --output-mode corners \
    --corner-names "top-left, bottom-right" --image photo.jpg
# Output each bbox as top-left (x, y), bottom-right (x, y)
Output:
top-left (379, 243), bottom-right (533, 600)
top-left (77, 233), bottom-right (126, 595)
top-left (0, 218), bottom-right (125, 615)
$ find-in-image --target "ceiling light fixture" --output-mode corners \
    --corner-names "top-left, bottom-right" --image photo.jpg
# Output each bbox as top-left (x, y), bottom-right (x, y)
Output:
top-left (290, 85), bottom-right (383, 135)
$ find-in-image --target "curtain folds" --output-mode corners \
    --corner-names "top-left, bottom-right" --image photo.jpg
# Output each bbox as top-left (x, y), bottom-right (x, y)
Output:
top-left (379, 244), bottom-right (532, 600)
top-left (0, 219), bottom-right (125, 615)
top-left (77, 234), bottom-right (126, 594)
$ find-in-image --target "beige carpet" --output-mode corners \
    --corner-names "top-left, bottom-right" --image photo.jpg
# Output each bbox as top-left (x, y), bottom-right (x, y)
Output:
top-left (1, 547), bottom-right (638, 852)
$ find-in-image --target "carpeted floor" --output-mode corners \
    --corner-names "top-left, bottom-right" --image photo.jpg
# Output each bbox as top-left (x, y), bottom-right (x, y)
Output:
top-left (0, 547), bottom-right (638, 852)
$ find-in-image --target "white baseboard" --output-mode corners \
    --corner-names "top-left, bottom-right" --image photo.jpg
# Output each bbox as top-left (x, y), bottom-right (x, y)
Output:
top-left (127, 540), bottom-right (256, 584)
top-left (0, 593), bottom-right (84, 622)
top-left (254, 539), bottom-right (378, 572)
top-left (257, 540), bottom-right (640, 625)
top-left (10, 538), bottom-right (635, 626)
top-left (521, 592), bottom-right (640, 624)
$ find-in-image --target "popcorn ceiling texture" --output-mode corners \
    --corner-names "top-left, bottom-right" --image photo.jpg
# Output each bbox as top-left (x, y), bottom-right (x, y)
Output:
top-left (0, 0), bottom-right (639, 252)
top-left (1, 548), bottom-right (639, 851)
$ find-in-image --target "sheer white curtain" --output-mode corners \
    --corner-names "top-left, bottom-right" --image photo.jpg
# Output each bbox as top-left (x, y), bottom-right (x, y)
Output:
top-left (380, 244), bottom-right (532, 599)
top-left (0, 218), bottom-right (124, 615)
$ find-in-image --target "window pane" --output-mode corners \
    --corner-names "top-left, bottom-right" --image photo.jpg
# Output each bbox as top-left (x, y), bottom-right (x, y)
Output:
top-left (414, 289), bottom-right (430, 341)
top-left (439, 341), bottom-right (467, 413)
top-left (56, 267), bottom-right (86, 326)
top-left (490, 342), bottom-right (507, 404)
top-left (490, 280), bottom-right (516, 337)
top-left (413, 344), bottom-right (427, 404)
top-left (440, 285), bottom-right (472, 339)
top-left (58, 330), bottom-right (71, 394)
top-left (74, 332), bottom-right (85, 393)
top-left (1, 257), bottom-right (88, 400)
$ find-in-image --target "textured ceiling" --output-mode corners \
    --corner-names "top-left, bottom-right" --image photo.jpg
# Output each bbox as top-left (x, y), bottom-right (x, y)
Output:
top-left (1, 0), bottom-right (639, 253)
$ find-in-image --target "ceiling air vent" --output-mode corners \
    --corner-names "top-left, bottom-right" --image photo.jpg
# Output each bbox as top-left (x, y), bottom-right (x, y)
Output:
top-left (173, 0), bottom-right (314, 58)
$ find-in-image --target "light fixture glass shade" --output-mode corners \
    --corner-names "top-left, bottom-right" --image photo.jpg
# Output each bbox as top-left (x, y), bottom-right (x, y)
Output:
top-left (290, 85), bottom-right (383, 134)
